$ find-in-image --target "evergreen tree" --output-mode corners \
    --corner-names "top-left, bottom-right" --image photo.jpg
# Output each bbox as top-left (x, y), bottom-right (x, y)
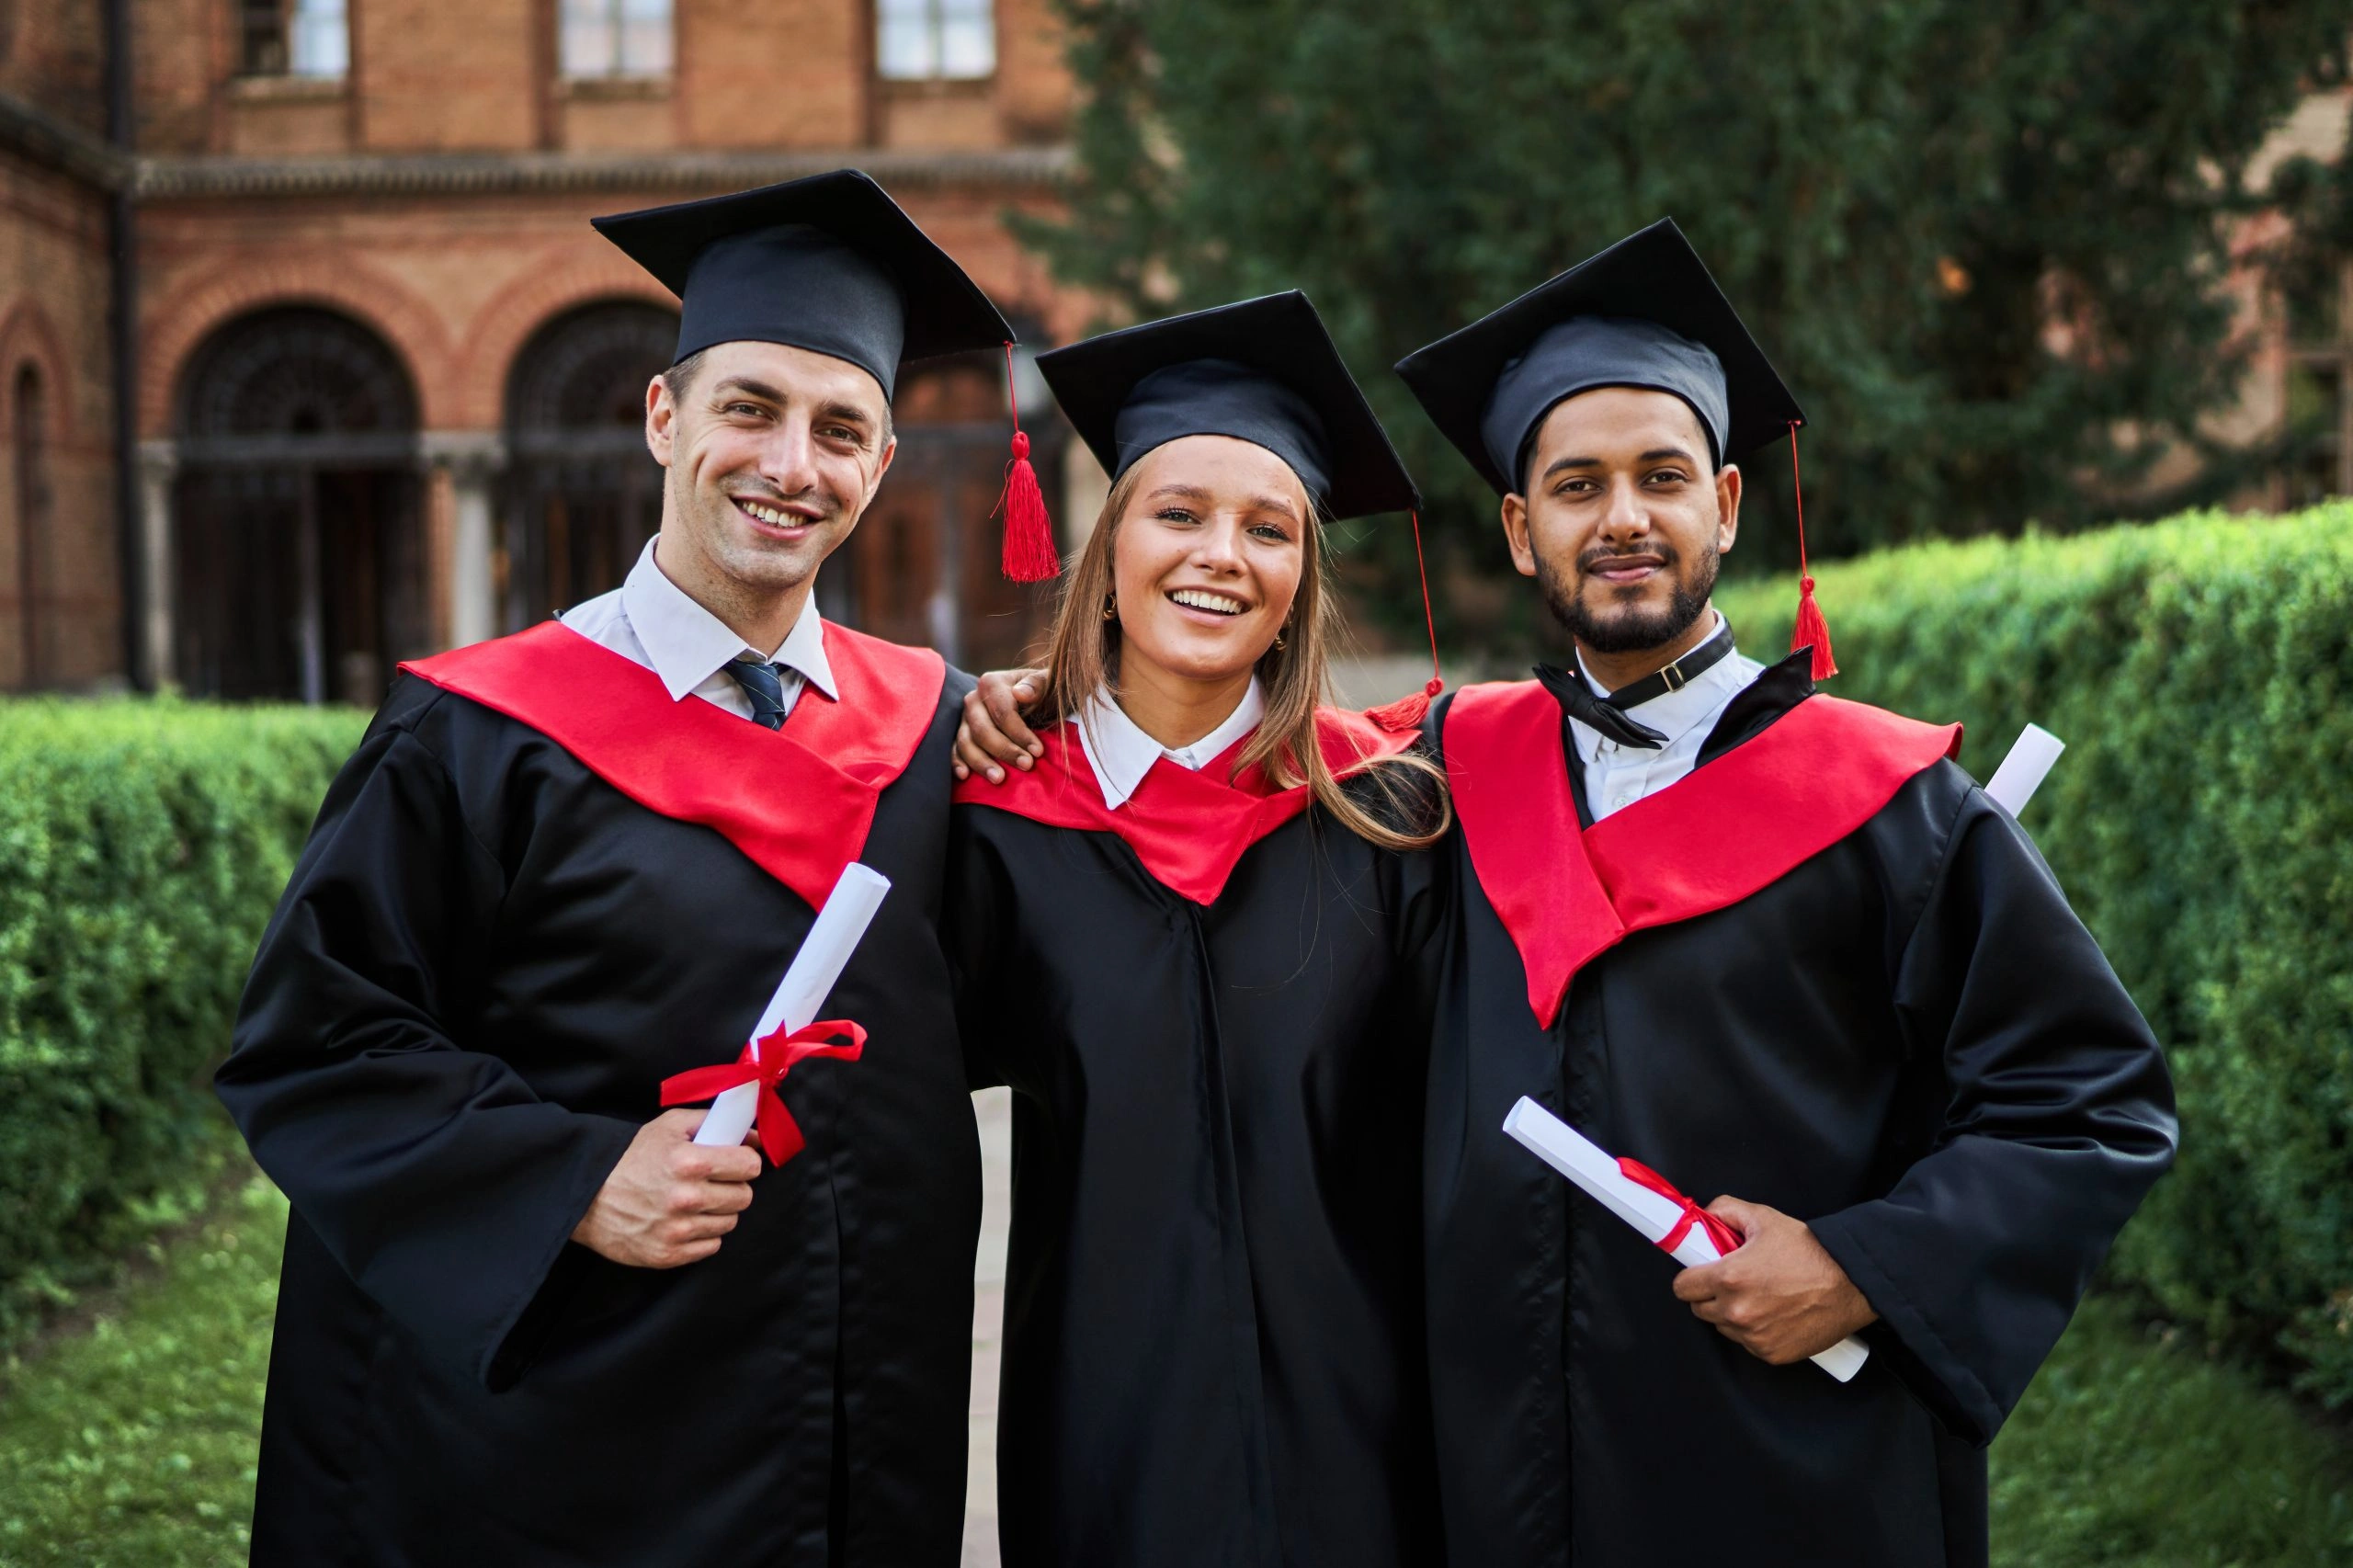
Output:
top-left (1022, 1), bottom-right (2351, 645)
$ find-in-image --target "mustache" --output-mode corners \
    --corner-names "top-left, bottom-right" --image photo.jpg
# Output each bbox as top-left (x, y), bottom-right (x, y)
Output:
top-left (1577, 542), bottom-right (1677, 573)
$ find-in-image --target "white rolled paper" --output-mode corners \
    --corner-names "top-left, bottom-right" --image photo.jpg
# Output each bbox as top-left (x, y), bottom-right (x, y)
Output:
top-left (693, 863), bottom-right (892, 1152)
top-left (1983, 722), bottom-right (2064, 818)
top-left (1502, 1096), bottom-right (1870, 1382)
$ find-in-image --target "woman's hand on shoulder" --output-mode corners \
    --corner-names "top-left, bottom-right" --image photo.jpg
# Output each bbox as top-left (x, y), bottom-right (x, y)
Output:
top-left (954, 667), bottom-right (1050, 783)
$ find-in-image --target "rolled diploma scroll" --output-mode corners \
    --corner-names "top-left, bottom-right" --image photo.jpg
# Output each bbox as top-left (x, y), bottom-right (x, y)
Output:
top-left (693, 863), bottom-right (892, 1151)
top-left (1983, 723), bottom-right (2063, 817)
top-left (1502, 1096), bottom-right (1872, 1383)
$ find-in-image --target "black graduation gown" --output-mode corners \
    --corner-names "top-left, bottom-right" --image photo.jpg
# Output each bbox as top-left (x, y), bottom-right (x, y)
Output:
top-left (1421, 653), bottom-right (2177, 1568)
top-left (214, 620), bottom-right (981, 1567)
top-left (946, 712), bottom-right (1446, 1568)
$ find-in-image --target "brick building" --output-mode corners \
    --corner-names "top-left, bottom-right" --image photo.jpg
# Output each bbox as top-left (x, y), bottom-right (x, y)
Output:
top-left (0, 1), bottom-right (126, 690)
top-left (2, 0), bottom-right (1090, 700)
top-left (2, 9), bottom-right (2349, 699)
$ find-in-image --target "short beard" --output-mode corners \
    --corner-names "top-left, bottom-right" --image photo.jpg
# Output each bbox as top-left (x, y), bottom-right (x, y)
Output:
top-left (1538, 539), bottom-right (1720, 654)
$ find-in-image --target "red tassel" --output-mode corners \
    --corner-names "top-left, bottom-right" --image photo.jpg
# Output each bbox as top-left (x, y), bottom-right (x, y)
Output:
top-left (1366, 675), bottom-right (1443, 733)
top-left (1785, 423), bottom-right (1836, 680)
top-left (1792, 574), bottom-right (1836, 681)
top-left (997, 343), bottom-right (1059, 582)
top-left (1366, 508), bottom-right (1447, 731)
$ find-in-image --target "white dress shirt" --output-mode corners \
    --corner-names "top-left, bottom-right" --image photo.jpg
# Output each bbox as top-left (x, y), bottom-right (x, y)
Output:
top-left (560, 538), bottom-right (837, 723)
top-left (1075, 677), bottom-right (1267, 811)
top-left (1569, 612), bottom-right (1764, 823)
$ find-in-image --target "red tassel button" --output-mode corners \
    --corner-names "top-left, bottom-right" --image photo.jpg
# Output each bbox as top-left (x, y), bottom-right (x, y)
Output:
top-left (997, 429), bottom-right (1058, 582)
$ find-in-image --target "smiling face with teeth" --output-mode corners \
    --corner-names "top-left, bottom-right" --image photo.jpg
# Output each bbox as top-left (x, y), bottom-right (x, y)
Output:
top-left (1500, 385), bottom-right (1742, 677)
top-left (1105, 434), bottom-right (1310, 726)
top-left (643, 338), bottom-right (897, 650)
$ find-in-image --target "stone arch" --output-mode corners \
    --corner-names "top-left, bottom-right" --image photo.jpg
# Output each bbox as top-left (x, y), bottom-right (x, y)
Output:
top-left (168, 305), bottom-right (428, 704)
top-left (139, 254), bottom-right (453, 437)
top-left (496, 297), bottom-right (679, 630)
top-left (457, 248), bottom-right (677, 428)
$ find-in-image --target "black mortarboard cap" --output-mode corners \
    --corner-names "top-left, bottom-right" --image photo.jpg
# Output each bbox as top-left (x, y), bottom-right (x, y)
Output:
top-left (591, 169), bottom-right (1013, 401)
top-left (1394, 219), bottom-right (1802, 495)
top-left (1038, 291), bottom-right (1419, 522)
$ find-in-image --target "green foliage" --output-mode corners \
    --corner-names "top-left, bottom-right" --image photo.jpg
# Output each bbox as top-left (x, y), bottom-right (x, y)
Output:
top-left (0, 1174), bottom-right (287, 1567)
top-left (1988, 1296), bottom-right (2353, 1565)
top-left (1716, 504), bottom-right (2353, 1406)
top-left (0, 699), bottom-right (360, 1349)
top-left (1027, 0), bottom-right (2350, 643)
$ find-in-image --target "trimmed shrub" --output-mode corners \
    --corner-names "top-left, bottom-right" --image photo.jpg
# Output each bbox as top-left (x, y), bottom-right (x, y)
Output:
top-left (0, 698), bottom-right (361, 1346)
top-left (1717, 505), bottom-right (2353, 1406)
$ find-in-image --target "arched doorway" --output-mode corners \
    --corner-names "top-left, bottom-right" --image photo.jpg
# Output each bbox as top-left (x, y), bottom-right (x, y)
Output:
top-left (847, 335), bottom-right (1065, 669)
top-left (173, 307), bottom-right (423, 703)
top-left (501, 301), bottom-right (676, 630)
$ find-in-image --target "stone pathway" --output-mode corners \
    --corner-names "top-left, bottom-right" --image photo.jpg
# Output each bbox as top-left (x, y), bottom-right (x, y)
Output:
top-left (962, 1087), bottom-right (1011, 1567)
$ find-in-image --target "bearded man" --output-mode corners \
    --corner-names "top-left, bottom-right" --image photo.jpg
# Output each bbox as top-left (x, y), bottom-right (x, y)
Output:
top-left (1392, 220), bottom-right (2177, 1568)
top-left (216, 171), bottom-right (1010, 1565)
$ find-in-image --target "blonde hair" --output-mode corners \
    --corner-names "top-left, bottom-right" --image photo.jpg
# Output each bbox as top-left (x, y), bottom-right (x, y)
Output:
top-left (1030, 461), bottom-right (1450, 853)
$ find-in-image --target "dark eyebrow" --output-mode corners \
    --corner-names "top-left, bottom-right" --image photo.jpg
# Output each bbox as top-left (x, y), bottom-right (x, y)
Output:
top-left (813, 399), bottom-right (877, 431)
top-left (709, 379), bottom-right (878, 433)
top-left (1143, 483), bottom-right (1302, 523)
top-left (1540, 446), bottom-right (1700, 482)
top-left (709, 376), bottom-right (787, 405)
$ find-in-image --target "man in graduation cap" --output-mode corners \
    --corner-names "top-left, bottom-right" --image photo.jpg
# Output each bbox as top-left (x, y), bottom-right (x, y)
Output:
top-left (1392, 221), bottom-right (2177, 1567)
top-left (216, 170), bottom-right (1016, 1566)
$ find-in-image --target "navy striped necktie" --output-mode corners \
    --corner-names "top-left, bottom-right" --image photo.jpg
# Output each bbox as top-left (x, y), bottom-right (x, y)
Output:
top-left (723, 659), bottom-right (790, 730)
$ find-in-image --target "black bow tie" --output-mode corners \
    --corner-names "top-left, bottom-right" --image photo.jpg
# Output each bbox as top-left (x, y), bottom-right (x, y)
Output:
top-left (1533, 624), bottom-right (1736, 751)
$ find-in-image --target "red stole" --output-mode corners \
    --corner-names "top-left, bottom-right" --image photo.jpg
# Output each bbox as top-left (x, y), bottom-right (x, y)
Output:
top-left (953, 707), bottom-right (1420, 905)
top-left (1445, 679), bottom-right (1961, 1028)
top-left (401, 620), bottom-right (945, 911)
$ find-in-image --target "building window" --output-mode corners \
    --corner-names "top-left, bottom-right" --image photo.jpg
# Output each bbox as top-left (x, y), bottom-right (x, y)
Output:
top-left (561, 0), bottom-right (674, 79)
top-left (2284, 264), bottom-right (2351, 506)
top-left (240, 0), bottom-right (349, 78)
top-left (877, 0), bottom-right (995, 82)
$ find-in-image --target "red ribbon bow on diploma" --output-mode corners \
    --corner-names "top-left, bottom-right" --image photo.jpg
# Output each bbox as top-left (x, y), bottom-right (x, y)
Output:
top-left (659, 1018), bottom-right (869, 1166)
top-left (1617, 1157), bottom-right (1745, 1259)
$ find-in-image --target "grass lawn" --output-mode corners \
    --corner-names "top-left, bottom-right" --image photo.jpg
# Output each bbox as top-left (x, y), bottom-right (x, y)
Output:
top-left (0, 1156), bottom-right (2347, 1566)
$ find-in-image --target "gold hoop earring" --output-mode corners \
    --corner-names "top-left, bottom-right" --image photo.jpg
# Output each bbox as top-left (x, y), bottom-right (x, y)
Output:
top-left (1272, 627), bottom-right (1287, 652)
top-left (1101, 594), bottom-right (1118, 622)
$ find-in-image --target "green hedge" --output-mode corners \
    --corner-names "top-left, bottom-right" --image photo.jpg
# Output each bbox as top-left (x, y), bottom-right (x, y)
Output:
top-left (0, 699), bottom-right (361, 1347)
top-left (1716, 505), bottom-right (2353, 1406)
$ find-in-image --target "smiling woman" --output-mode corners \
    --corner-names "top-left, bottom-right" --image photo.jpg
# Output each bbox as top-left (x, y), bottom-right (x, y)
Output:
top-left (943, 292), bottom-right (1451, 1568)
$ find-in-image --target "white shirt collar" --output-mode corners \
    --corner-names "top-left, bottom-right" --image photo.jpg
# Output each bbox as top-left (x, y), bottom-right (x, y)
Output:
top-left (620, 538), bottom-right (837, 704)
top-left (1075, 677), bottom-right (1267, 811)
top-left (1569, 611), bottom-right (1744, 760)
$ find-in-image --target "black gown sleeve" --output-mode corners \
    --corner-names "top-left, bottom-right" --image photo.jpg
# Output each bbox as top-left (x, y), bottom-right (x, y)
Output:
top-left (1807, 782), bottom-right (2178, 1444)
top-left (215, 692), bottom-right (640, 1390)
top-left (942, 804), bottom-right (1014, 1093)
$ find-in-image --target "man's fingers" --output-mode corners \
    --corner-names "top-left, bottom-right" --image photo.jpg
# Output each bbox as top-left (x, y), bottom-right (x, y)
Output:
top-left (1686, 1294), bottom-right (1734, 1327)
top-left (706, 1145), bottom-right (763, 1183)
top-left (964, 683), bottom-right (1040, 769)
top-left (655, 1237), bottom-right (725, 1268)
top-left (1671, 1263), bottom-right (1723, 1303)
top-left (703, 1179), bottom-right (756, 1215)
top-left (1705, 1195), bottom-right (1768, 1240)
top-left (978, 670), bottom-right (1047, 754)
top-left (953, 722), bottom-right (1008, 785)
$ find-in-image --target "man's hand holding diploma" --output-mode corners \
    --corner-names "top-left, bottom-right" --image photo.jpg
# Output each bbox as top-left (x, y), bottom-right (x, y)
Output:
top-left (572, 1109), bottom-right (761, 1268)
top-left (1670, 1198), bottom-right (1878, 1366)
